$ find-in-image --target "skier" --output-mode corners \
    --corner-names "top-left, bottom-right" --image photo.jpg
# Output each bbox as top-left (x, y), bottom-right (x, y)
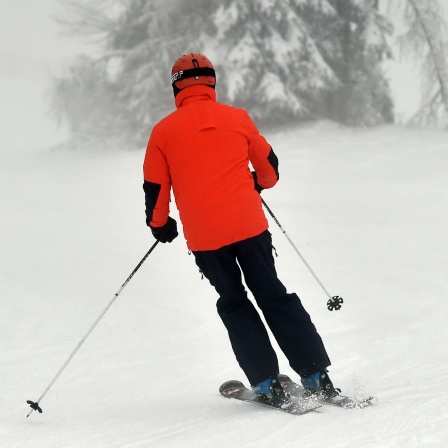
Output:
top-left (143, 53), bottom-right (339, 405)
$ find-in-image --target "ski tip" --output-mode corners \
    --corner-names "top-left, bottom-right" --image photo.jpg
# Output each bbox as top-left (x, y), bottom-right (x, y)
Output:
top-left (219, 380), bottom-right (245, 398)
top-left (277, 373), bottom-right (293, 387)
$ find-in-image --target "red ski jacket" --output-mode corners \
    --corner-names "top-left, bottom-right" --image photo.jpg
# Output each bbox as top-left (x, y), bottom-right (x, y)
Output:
top-left (143, 85), bottom-right (279, 251)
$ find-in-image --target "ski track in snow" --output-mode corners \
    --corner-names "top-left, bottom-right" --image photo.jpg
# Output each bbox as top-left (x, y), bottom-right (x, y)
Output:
top-left (1, 123), bottom-right (448, 447)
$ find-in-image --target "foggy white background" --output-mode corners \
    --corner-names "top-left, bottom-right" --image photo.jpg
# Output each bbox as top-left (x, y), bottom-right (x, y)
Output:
top-left (0, 0), bottom-right (427, 154)
top-left (0, 0), bottom-right (90, 153)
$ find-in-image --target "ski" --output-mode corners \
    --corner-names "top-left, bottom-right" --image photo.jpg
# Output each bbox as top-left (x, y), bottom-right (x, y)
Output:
top-left (219, 379), bottom-right (321, 415)
top-left (278, 374), bottom-right (375, 409)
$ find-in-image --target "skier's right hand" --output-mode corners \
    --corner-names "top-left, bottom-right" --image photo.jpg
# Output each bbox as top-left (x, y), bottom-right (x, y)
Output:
top-left (251, 171), bottom-right (264, 194)
top-left (150, 216), bottom-right (178, 243)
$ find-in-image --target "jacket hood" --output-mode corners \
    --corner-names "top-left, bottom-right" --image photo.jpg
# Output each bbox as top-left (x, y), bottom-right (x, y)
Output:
top-left (175, 84), bottom-right (217, 109)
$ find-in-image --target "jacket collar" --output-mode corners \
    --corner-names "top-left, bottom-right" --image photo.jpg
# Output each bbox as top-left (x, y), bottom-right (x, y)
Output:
top-left (175, 85), bottom-right (217, 109)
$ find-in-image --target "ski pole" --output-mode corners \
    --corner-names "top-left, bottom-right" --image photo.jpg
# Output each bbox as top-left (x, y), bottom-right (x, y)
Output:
top-left (261, 198), bottom-right (343, 311)
top-left (26, 240), bottom-right (159, 418)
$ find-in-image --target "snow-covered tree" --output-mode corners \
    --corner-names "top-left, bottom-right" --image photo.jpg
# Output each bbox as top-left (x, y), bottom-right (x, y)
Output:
top-left (201, 0), bottom-right (340, 125)
top-left (395, 0), bottom-right (448, 128)
top-left (51, 0), bottom-right (394, 146)
top-left (205, 0), bottom-right (393, 126)
top-left (308, 0), bottom-right (394, 125)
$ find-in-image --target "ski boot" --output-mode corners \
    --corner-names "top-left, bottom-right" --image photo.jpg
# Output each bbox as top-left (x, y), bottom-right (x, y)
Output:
top-left (252, 376), bottom-right (292, 409)
top-left (301, 369), bottom-right (341, 399)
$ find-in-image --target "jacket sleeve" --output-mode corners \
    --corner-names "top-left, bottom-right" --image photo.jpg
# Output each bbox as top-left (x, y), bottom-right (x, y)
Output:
top-left (143, 130), bottom-right (171, 228)
top-left (244, 112), bottom-right (279, 189)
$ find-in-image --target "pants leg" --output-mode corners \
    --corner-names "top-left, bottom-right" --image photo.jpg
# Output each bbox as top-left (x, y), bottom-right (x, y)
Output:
top-left (235, 231), bottom-right (331, 377)
top-left (194, 230), bottom-right (331, 385)
top-left (193, 243), bottom-right (279, 386)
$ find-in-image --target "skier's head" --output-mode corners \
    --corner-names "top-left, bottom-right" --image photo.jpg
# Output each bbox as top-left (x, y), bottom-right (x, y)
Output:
top-left (171, 53), bottom-right (215, 97)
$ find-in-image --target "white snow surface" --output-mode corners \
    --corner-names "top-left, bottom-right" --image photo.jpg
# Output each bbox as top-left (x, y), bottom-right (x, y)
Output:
top-left (1, 122), bottom-right (448, 447)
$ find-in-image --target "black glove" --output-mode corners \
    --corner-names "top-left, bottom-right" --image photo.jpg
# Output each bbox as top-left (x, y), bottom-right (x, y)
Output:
top-left (150, 217), bottom-right (178, 243)
top-left (252, 171), bottom-right (264, 194)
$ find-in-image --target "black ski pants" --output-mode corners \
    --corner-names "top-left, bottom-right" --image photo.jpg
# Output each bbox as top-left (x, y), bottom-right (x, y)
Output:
top-left (193, 230), bottom-right (331, 386)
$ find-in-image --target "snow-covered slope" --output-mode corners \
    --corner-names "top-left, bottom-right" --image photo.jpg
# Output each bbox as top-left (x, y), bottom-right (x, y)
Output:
top-left (1, 123), bottom-right (447, 447)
